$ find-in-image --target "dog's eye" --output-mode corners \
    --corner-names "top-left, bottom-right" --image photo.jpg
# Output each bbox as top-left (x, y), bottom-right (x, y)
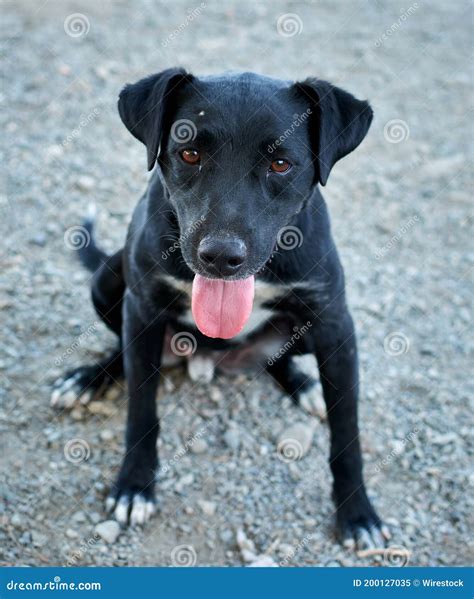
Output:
top-left (269, 159), bottom-right (292, 174)
top-left (180, 149), bottom-right (201, 165)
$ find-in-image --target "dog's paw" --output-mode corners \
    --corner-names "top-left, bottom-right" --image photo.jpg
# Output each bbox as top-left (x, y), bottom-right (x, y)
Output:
top-left (296, 384), bottom-right (327, 420)
top-left (107, 488), bottom-right (156, 526)
top-left (51, 368), bottom-right (96, 409)
top-left (187, 355), bottom-right (215, 383)
top-left (336, 491), bottom-right (390, 551)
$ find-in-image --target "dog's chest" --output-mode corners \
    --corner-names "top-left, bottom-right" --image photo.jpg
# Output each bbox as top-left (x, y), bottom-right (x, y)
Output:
top-left (161, 275), bottom-right (283, 340)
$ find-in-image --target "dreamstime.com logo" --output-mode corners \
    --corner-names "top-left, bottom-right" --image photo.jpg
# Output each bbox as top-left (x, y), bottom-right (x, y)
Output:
top-left (6, 576), bottom-right (101, 591)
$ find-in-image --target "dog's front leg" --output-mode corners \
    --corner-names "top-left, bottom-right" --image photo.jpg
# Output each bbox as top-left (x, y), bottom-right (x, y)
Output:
top-left (312, 308), bottom-right (388, 549)
top-left (107, 290), bottom-right (165, 526)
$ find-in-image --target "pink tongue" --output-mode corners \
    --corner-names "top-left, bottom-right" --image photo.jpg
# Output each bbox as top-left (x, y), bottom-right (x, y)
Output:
top-left (192, 274), bottom-right (255, 339)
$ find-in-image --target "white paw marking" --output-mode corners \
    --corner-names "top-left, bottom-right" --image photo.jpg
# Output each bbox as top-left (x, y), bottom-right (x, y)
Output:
top-left (113, 497), bottom-right (129, 524)
top-left (50, 375), bottom-right (87, 409)
top-left (187, 355), bottom-right (215, 383)
top-left (109, 494), bottom-right (155, 526)
top-left (130, 496), bottom-right (155, 526)
top-left (299, 385), bottom-right (327, 420)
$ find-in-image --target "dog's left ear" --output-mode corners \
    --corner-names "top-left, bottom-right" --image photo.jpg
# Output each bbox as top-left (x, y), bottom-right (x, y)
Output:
top-left (118, 67), bottom-right (193, 171)
top-left (296, 79), bottom-right (373, 185)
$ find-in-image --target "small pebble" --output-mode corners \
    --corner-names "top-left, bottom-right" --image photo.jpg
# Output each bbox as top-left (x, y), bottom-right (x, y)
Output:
top-left (94, 520), bottom-right (121, 544)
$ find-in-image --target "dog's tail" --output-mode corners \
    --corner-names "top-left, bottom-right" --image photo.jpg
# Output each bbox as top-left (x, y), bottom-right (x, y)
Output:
top-left (77, 204), bottom-right (109, 272)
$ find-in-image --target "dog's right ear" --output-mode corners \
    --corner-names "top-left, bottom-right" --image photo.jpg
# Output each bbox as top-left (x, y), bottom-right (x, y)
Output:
top-left (118, 68), bottom-right (192, 171)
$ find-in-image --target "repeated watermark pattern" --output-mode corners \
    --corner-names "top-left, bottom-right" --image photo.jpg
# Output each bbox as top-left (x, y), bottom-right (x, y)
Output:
top-left (383, 545), bottom-right (411, 566)
top-left (54, 321), bottom-right (100, 367)
top-left (276, 225), bottom-right (304, 250)
top-left (62, 108), bottom-right (101, 148)
top-left (374, 4), bottom-right (420, 47)
top-left (64, 438), bottom-right (91, 464)
top-left (161, 216), bottom-right (206, 260)
top-left (64, 225), bottom-right (91, 250)
top-left (64, 13), bottom-right (90, 38)
top-left (383, 119), bottom-right (410, 143)
top-left (384, 332), bottom-right (410, 356)
top-left (267, 321), bottom-right (312, 366)
top-left (276, 13), bottom-right (303, 37)
top-left (374, 214), bottom-right (419, 259)
top-left (279, 534), bottom-right (312, 566)
top-left (267, 109), bottom-right (312, 154)
top-left (170, 119), bottom-right (197, 143)
top-left (170, 332), bottom-right (197, 356)
top-left (373, 427), bottom-right (420, 474)
top-left (162, 3), bottom-right (207, 47)
top-left (66, 533), bottom-right (101, 566)
top-left (170, 544), bottom-right (197, 566)
top-left (159, 426), bottom-right (209, 476)
top-left (277, 438), bottom-right (303, 463)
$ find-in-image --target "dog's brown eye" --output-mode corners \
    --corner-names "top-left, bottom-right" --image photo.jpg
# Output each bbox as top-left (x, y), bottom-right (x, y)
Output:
top-left (180, 149), bottom-right (200, 165)
top-left (270, 159), bottom-right (291, 173)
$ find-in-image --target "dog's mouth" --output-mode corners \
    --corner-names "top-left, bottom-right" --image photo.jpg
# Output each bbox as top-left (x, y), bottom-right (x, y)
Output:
top-left (191, 274), bottom-right (255, 339)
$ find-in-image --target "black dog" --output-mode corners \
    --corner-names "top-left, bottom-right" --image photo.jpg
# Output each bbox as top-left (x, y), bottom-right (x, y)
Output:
top-left (53, 69), bottom-right (388, 548)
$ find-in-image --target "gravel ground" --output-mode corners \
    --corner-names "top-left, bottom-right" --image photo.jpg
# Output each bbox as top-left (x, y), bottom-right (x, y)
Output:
top-left (1, 0), bottom-right (472, 567)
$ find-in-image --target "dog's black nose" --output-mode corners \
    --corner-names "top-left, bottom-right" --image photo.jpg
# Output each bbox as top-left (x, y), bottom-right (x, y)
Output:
top-left (198, 236), bottom-right (247, 277)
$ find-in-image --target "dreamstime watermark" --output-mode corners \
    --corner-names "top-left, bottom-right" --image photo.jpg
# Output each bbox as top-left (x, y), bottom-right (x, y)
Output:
top-left (162, 3), bottom-right (206, 47)
top-left (383, 545), bottom-right (411, 566)
top-left (64, 13), bottom-right (90, 38)
top-left (277, 438), bottom-right (303, 463)
top-left (170, 119), bottom-right (197, 143)
top-left (6, 578), bottom-right (101, 591)
top-left (170, 332), bottom-right (197, 356)
top-left (384, 119), bottom-right (410, 143)
top-left (170, 544), bottom-right (197, 566)
top-left (276, 13), bottom-right (303, 37)
top-left (64, 225), bottom-right (91, 250)
top-left (279, 534), bottom-right (312, 566)
top-left (66, 533), bottom-right (101, 566)
top-left (374, 214), bottom-right (419, 259)
top-left (384, 332), bottom-right (410, 356)
top-left (159, 426), bottom-right (209, 475)
top-left (161, 216), bottom-right (206, 260)
top-left (64, 438), bottom-right (90, 464)
top-left (54, 321), bottom-right (100, 366)
top-left (277, 225), bottom-right (303, 250)
top-left (267, 109), bottom-right (312, 153)
top-left (62, 108), bottom-right (100, 147)
top-left (374, 4), bottom-right (419, 47)
top-left (373, 427), bottom-right (420, 473)
top-left (268, 321), bottom-right (312, 366)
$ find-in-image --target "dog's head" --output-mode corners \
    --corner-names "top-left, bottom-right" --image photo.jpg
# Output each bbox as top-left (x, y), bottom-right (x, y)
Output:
top-left (118, 69), bottom-right (372, 338)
